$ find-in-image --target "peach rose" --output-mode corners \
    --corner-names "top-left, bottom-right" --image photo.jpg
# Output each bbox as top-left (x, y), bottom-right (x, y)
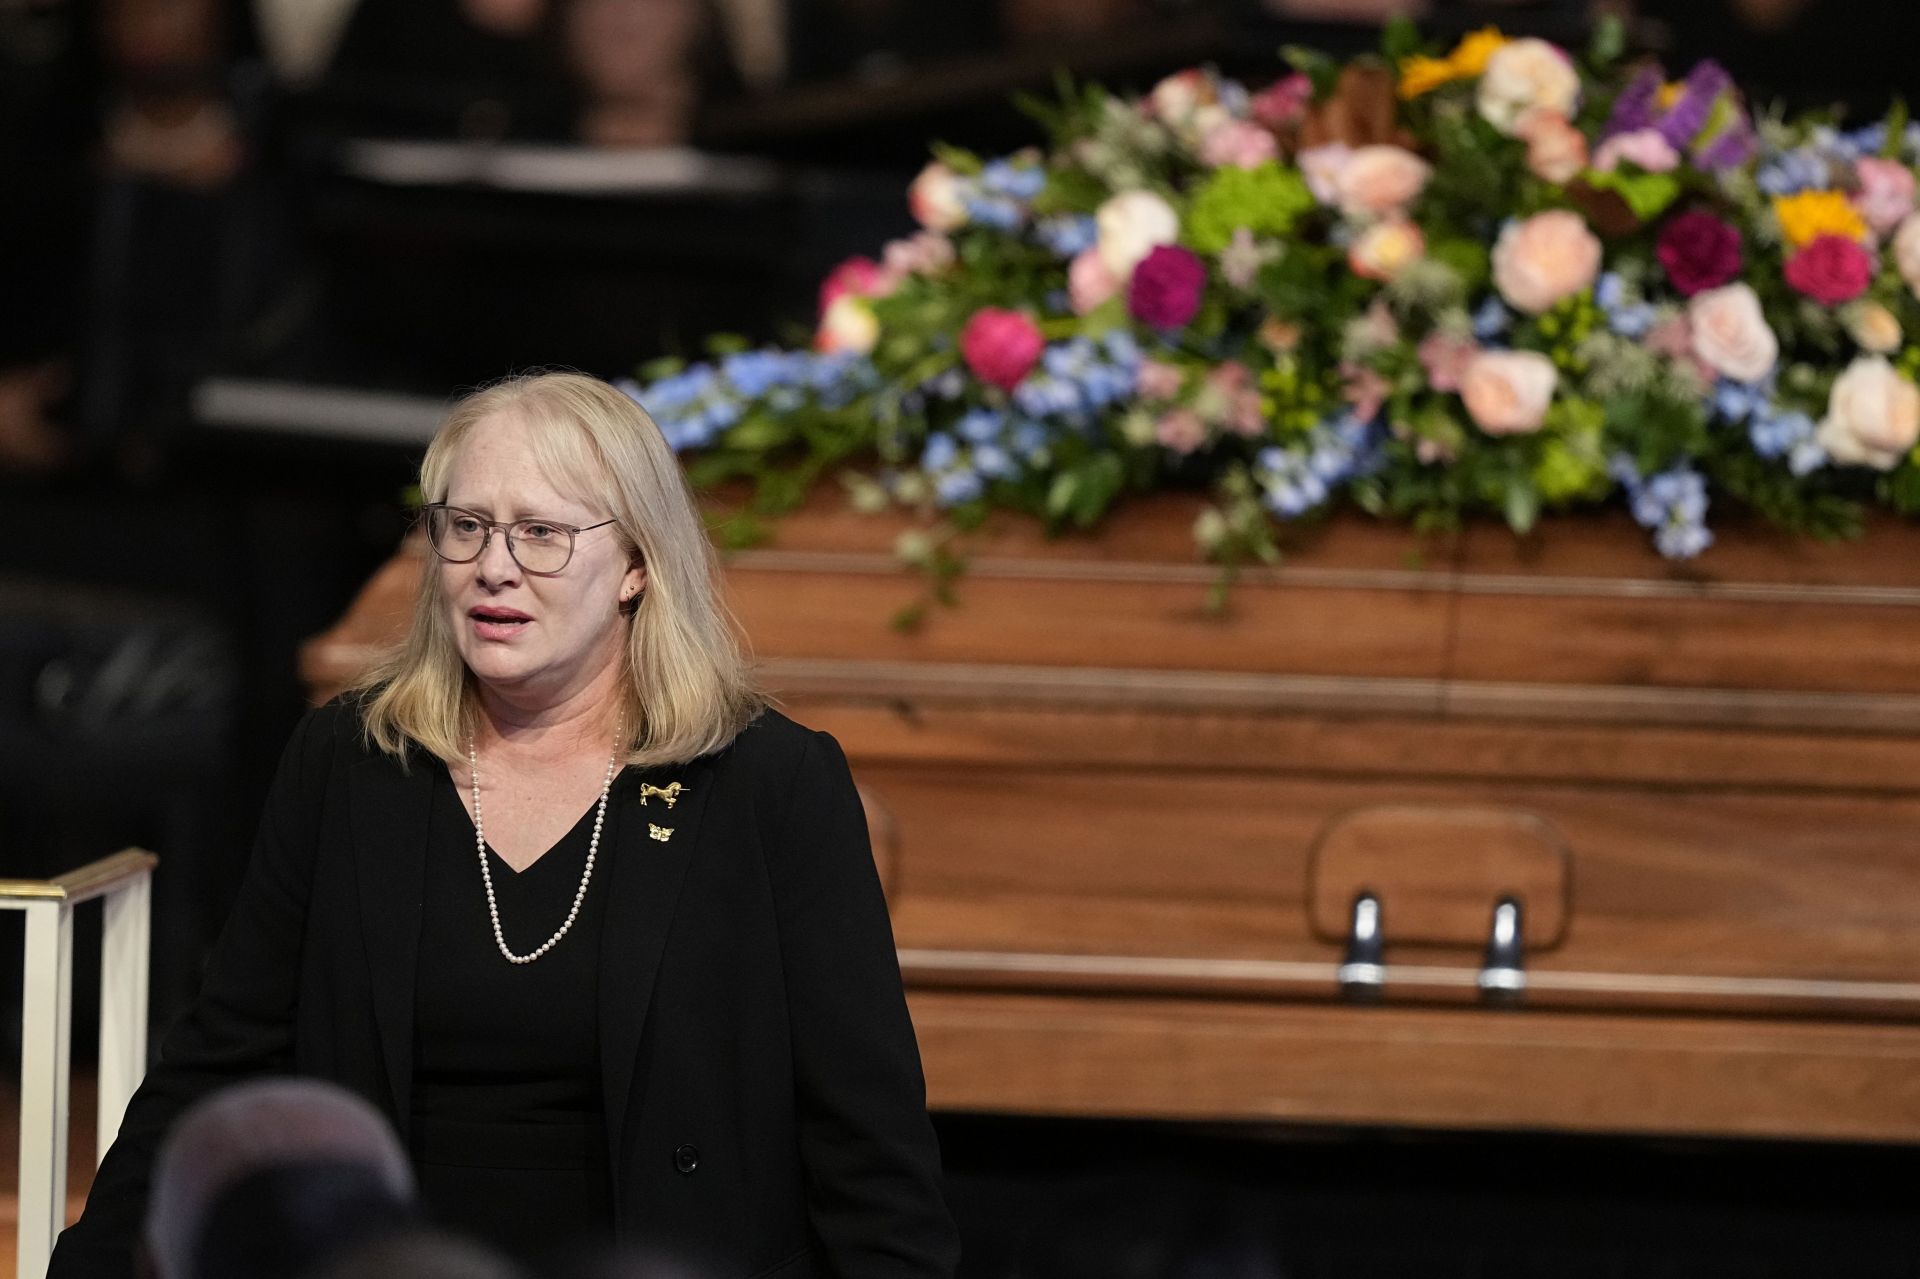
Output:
top-left (1461, 350), bottom-right (1557, 435)
top-left (1893, 213), bottom-right (1920, 298)
top-left (1477, 37), bottom-right (1580, 136)
top-left (815, 295), bottom-right (878, 355)
top-left (1492, 210), bottom-right (1601, 313)
top-left (1095, 190), bottom-right (1181, 278)
top-left (1335, 145), bottom-right (1433, 220)
top-left (1516, 109), bottom-right (1588, 184)
top-left (1817, 356), bottom-right (1920, 469)
top-left (1843, 300), bottom-right (1903, 355)
top-left (1348, 218), bottom-right (1425, 280)
top-left (1068, 248), bottom-right (1121, 315)
top-left (907, 162), bottom-right (967, 232)
top-left (1686, 282), bottom-right (1779, 384)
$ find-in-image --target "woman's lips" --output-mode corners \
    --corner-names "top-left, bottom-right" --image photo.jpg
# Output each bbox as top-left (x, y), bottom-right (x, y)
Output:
top-left (469, 607), bottom-right (532, 640)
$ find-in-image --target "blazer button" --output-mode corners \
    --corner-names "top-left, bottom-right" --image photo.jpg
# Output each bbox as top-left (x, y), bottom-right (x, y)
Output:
top-left (673, 1144), bottom-right (700, 1175)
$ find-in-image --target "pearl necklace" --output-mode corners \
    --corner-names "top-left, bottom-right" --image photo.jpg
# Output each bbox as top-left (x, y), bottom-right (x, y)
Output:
top-left (467, 723), bottom-right (623, 965)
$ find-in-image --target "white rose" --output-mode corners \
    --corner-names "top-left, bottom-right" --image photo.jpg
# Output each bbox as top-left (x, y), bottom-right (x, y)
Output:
top-left (1096, 190), bottom-right (1181, 279)
top-left (1817, 356), bottom-right (1920, 470)
top-left (907, 162), bottom-right (967, 232)
top-left (1894, 213), bottom-right (1920, 298)
top-left (1687, 283), bottom-right (1779, 384)
top-left (1461, 350), bottom-right (1558, 435)
top-left (1477, 37), bottom-right (1581, 136)
top-left (815, 295), bottom-right (878, 355)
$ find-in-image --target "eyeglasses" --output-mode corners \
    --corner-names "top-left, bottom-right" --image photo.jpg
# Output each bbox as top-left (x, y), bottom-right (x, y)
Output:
top-left (423, 503), bottom-right (618, 575)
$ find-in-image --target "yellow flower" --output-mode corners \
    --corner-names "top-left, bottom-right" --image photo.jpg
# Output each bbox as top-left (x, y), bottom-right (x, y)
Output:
top-left (1657, 81), bottom-right (1686, 111)
top-left (1396, 27), bottom-right (1508, 100)
top-left (1397, 54), bottom-right (1458, 100)
top-left (1774, 190), bottom-right (1870, 248)
top-left (1448, 27), bottom-right (1509, 77)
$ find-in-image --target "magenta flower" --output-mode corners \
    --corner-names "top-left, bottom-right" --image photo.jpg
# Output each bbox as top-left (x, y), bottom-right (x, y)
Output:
top-left (1656, 210), bottom-right (1743, 297)
top-left (960, 307), bottom-right (1045, 390)
top-left (1784, 235), bottom-right (1873, 305)
top-left (1127, 245), bottom-right (1207, 329)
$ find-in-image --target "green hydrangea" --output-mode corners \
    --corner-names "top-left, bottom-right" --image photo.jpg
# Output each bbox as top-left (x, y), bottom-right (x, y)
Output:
top-left (1184, 164), bottom-right (1313, 255)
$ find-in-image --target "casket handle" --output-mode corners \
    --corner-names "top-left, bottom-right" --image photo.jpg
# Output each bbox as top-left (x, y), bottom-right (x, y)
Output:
top-left (1477, 895), bottom-right (1527, 1005)
top-left (1336, 891), bottom-right (1386, 1002)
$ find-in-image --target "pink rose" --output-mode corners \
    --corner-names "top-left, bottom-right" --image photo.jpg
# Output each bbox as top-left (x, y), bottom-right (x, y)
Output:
top-left (1135, 358), bottom-right (1184, 401)
top-left (1335, 145), bottom-right (1432, 220)
top-left (1127, 244), bottom-right (1208, 329)
top-left (1154, 407), bottom-right (1207, 454)
top-left (1852, 158), bottom-right (1916, 237)
top-left (908, 162), bottom-right (967, 232)
top-left (881, 230), bottom-right (955, 278)
top-left (960, 308), bottom-right (1044, 391)
top-left (1250, 73), bottom-right (1311, 129)
top-left (1200, 361), bottom-right (1265, 436)
top-left (1516, 110), bottom-right (1589, 184)
top-left (1461, 350), bottom-right (1558, 435)
top-left (1784, 234), bottom-right (1874, 305)
top-left (1199, 120), bottom-right (1279, 169)
top-left (1492, 210), bottom-right (1601, 313)
top-left (1687, 282), bottom-right (1779, 383)
top-left (1341, 363), bottom-right (1389, 423)
top-left (1656, 210), bottom-right (1743, 297)
top-left (1645, 313), bottom-right (1715, 385)
top-left (818, 255), bottom-right (892, 316)
top-left (1298, 143), bottom-right (1353, 205)
top-left (1817, 356), bottom-right (1920, 469)
top-left (1895, 213), bottom-right (1920, 297)
top-left (1068, 249), bottom-right (1121, 315)
top-left (1593, 128), bottom-right (1680, 174)
top-left (1347, 218), bottom-right (1425, 281)
top-left (1417, 332), bottom-right (1478, 392)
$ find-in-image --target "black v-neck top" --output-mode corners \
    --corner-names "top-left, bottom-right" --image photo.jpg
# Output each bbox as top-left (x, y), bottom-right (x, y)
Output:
top-left (410, 766), bottom-right (621, 1261)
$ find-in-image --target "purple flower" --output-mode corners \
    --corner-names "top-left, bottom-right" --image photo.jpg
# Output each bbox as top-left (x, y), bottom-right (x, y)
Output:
top-left (1603, 67), bottom-right (1662, 139)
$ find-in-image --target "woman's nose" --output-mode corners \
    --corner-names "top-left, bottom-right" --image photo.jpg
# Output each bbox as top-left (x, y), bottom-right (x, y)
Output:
top-left (475, 527), bottom-right (521, 584)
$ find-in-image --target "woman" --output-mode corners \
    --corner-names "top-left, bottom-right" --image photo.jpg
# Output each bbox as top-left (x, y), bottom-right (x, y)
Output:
top-left (52, 372), bottom-right (960, 1278)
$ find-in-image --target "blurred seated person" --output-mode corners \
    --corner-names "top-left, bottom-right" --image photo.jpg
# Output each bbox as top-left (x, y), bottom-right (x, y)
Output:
top-left (146, 1079), bottom-right (418, 1279)
top-left (312, 1230), bottom-right (526, 1279)
top-left (259, 0), bottom-right (726, 143)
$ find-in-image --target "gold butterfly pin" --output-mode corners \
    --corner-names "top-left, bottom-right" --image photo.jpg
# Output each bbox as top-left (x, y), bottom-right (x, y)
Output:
top-left (649, 824), bottom-right (674, 842)
top-left (640, 782), bottom-right (686, 809)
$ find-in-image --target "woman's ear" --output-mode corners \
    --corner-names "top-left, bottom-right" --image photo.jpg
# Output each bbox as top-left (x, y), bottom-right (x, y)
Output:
top-left (619, 560), bottom-right (648, 614)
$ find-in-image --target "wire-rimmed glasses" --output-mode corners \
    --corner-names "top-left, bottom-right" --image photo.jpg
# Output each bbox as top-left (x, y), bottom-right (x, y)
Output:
top-left (423, 503), bottom-right (618, 575)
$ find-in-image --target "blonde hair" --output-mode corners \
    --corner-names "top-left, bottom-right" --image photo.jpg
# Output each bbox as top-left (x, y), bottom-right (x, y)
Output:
top-left (356, 372), bottom-right (765, 767)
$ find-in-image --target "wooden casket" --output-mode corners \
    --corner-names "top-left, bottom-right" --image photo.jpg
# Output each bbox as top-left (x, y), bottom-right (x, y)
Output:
top-left (303, 495), bottom-right (1920, 1144)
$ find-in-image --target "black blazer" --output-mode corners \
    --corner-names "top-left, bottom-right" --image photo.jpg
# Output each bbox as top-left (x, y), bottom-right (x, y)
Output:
top-left (51, 699), bottom-right (960, 1279)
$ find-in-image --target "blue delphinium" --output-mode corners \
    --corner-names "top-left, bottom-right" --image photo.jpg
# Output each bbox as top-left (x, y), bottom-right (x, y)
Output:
top-left (1756, 145), bottom-right (1832, 196)
top-left (1012, 336), bottom-right (1140, 426)
top-left (1035, 214), bottom-right (1098, 259)
top-left (1254, 413), bottom-right (1382, 519)
top-left (1595, 272), bottom-right (1655, 339)
top-left (1611, 454), bottom-right (1714, 559)
top-left (1472, 297), bottom-right (1513, 343)
top-left (620, 368), bottom-right (740, 452)
top-left (964, 194), bottom-right (1025, 231)
top-left (980, 157), bottom-right (1047, 201)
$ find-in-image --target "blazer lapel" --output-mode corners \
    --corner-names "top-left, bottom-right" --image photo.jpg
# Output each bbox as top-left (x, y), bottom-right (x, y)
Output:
top-left (598, 750), bottom-right (721, 1182)
top-left (348, 751), bottom-right (435, 1135)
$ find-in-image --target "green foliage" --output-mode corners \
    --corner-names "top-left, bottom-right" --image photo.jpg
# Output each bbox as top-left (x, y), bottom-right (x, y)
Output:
top-left (1185, 164), bottom-right (1314, 254)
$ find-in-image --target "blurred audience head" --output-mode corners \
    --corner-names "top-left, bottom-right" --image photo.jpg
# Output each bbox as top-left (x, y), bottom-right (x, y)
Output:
top-left (145, 1077), bottom-right (416, 1279)
top-left (311, 1228), bottom-right (527, 1279)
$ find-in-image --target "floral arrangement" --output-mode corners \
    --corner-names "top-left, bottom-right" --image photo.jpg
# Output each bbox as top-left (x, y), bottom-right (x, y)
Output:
top-left (627, 20), bottom-right (1920, 618)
